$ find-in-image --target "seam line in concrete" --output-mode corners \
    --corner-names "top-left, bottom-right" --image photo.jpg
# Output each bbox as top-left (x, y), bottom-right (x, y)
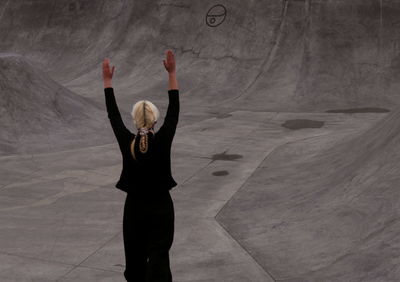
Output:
top-left (55, 230), bottom-right (122, 281)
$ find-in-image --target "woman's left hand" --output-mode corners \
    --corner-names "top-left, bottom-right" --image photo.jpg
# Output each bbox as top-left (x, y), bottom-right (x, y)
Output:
top-left (103, 58), bottom-right (115, 88)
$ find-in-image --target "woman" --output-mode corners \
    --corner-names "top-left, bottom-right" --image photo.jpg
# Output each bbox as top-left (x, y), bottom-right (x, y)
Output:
top-left (102, 50), bottom-right (180, 282)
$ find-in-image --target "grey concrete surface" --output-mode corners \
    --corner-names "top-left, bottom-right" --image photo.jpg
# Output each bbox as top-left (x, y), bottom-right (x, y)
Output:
top-left (1, 0), bottom-right (400, 281)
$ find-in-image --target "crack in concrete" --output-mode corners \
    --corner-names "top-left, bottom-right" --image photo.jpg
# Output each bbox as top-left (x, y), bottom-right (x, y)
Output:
top-left (160, 42), bottom-right (261, 62)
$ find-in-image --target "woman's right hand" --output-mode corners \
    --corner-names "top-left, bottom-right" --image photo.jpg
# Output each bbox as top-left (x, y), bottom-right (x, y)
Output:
top-left (163, 50), bottom-right (176, 73)
top-left (103, 58), bottom-right (115, 88)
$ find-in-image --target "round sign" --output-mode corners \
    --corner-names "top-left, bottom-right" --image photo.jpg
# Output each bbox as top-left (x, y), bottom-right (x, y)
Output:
top-left (206, 4), bottom-right (227, 27)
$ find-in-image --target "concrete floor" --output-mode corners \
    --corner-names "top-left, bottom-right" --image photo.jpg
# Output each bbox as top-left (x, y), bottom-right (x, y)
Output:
top-left (1, 1), bottom-right (400, 281)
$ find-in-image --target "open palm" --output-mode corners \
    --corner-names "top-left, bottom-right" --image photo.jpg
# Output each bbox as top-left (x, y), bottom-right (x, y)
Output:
top-left (103, 58), bottom-right (115, 81)
top-left (163, 50), bottom-right (176, 73)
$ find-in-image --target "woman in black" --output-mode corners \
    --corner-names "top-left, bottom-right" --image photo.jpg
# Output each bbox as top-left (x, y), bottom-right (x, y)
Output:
top-left (102, 50), bottom-right (179, 282)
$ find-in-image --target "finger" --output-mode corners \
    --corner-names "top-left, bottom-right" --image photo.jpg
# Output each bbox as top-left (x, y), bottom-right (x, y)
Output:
top-left (103, 58), bottom-right (109, 69)
top-left (111, 66), bottom-right (115, 75)
top-left (163, 60), bottom-right (167, 68)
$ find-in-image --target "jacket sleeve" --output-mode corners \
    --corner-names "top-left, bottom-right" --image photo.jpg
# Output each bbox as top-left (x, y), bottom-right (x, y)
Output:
top-left (158, 89), bottom-right (180, 144)
top-left (104, 87), bottom-right (131, 149)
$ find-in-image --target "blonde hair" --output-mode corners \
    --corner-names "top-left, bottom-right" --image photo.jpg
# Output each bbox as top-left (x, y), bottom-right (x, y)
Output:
top-left (130, 100), bottom-right (159, 160)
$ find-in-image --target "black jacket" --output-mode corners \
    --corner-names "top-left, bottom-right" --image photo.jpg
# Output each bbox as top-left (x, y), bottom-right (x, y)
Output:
top-left (104, 87), bottom-right (180, 193)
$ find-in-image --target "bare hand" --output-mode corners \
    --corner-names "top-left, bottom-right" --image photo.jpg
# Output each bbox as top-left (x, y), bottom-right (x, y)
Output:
top-left (163, 50), bottom-right (176, 73)
top-left (103, 58), bottom-right (115, 84)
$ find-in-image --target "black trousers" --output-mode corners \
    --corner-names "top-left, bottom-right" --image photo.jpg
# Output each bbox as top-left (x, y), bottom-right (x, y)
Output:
top-left (123, 189), bottom-right (174, 282)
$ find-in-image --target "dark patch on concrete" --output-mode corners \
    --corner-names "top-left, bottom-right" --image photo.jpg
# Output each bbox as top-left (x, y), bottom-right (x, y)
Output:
top-left (271, 221), bottom-right (288, 229)
top-left (326, 107), bottom-right (390, 113)
top-left (212, 170), bottom-right (229, 176)
top-left (211, 150), bottom-right (243, 161)
top-left (282, 119), bottom-right (325, 130)
top-left (216, 113), bottom-right (232, 119)
top-left (69, 2), bottom-right (76, 11)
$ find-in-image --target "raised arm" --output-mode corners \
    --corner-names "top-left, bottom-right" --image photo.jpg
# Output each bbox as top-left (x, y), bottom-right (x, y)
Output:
top-left (159, 50), bottom-right (180, 142)
top-left (163, 50), bottom-right (178, 90)
top-left (103, 58), bottom-right (131, 148)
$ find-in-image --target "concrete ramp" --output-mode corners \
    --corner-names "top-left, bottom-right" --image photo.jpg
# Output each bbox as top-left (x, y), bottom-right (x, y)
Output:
top-left (0, 53), bottom-right (113, 156)
top-left (228, 0), bottom-right (400, 112)
top-left (216, 108), bottom-right (400, 281)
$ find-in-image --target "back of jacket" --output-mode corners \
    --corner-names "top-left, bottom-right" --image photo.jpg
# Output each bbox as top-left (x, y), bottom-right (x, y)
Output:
top-left (104, 87), bottom-right (180, 193)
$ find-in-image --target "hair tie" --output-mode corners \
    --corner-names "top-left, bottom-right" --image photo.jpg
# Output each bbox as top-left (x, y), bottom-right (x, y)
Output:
top-left (138, 127), bottom-right (155, 136)
top-left (139, 127), bottom-right (149, 136)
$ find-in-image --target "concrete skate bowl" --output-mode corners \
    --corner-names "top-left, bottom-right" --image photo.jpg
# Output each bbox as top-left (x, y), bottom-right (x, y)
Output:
top-left (0, 0), bottom-right (284, 156)
top-left (216, 108), bottom-right (400, 281)
top-left (2, 0), bottom-right (400, 108)
top-left (1, 0), bottom-right (400, 156)
top-left (0, 0), bottom-right (289, 106)
top-left (2, 0), bottom-right (400, 156)
top-left (0, 1), bottom-right (399, 280)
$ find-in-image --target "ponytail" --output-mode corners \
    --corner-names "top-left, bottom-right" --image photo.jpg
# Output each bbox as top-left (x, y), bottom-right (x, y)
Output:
top-left (130, 100), bottom-right (157, 161)
top-left (140, 101), bottom-right (148, 154)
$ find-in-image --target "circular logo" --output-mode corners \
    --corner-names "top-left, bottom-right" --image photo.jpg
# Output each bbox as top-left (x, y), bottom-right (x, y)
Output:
top-left (206, 4), bottom-right (227, 27)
